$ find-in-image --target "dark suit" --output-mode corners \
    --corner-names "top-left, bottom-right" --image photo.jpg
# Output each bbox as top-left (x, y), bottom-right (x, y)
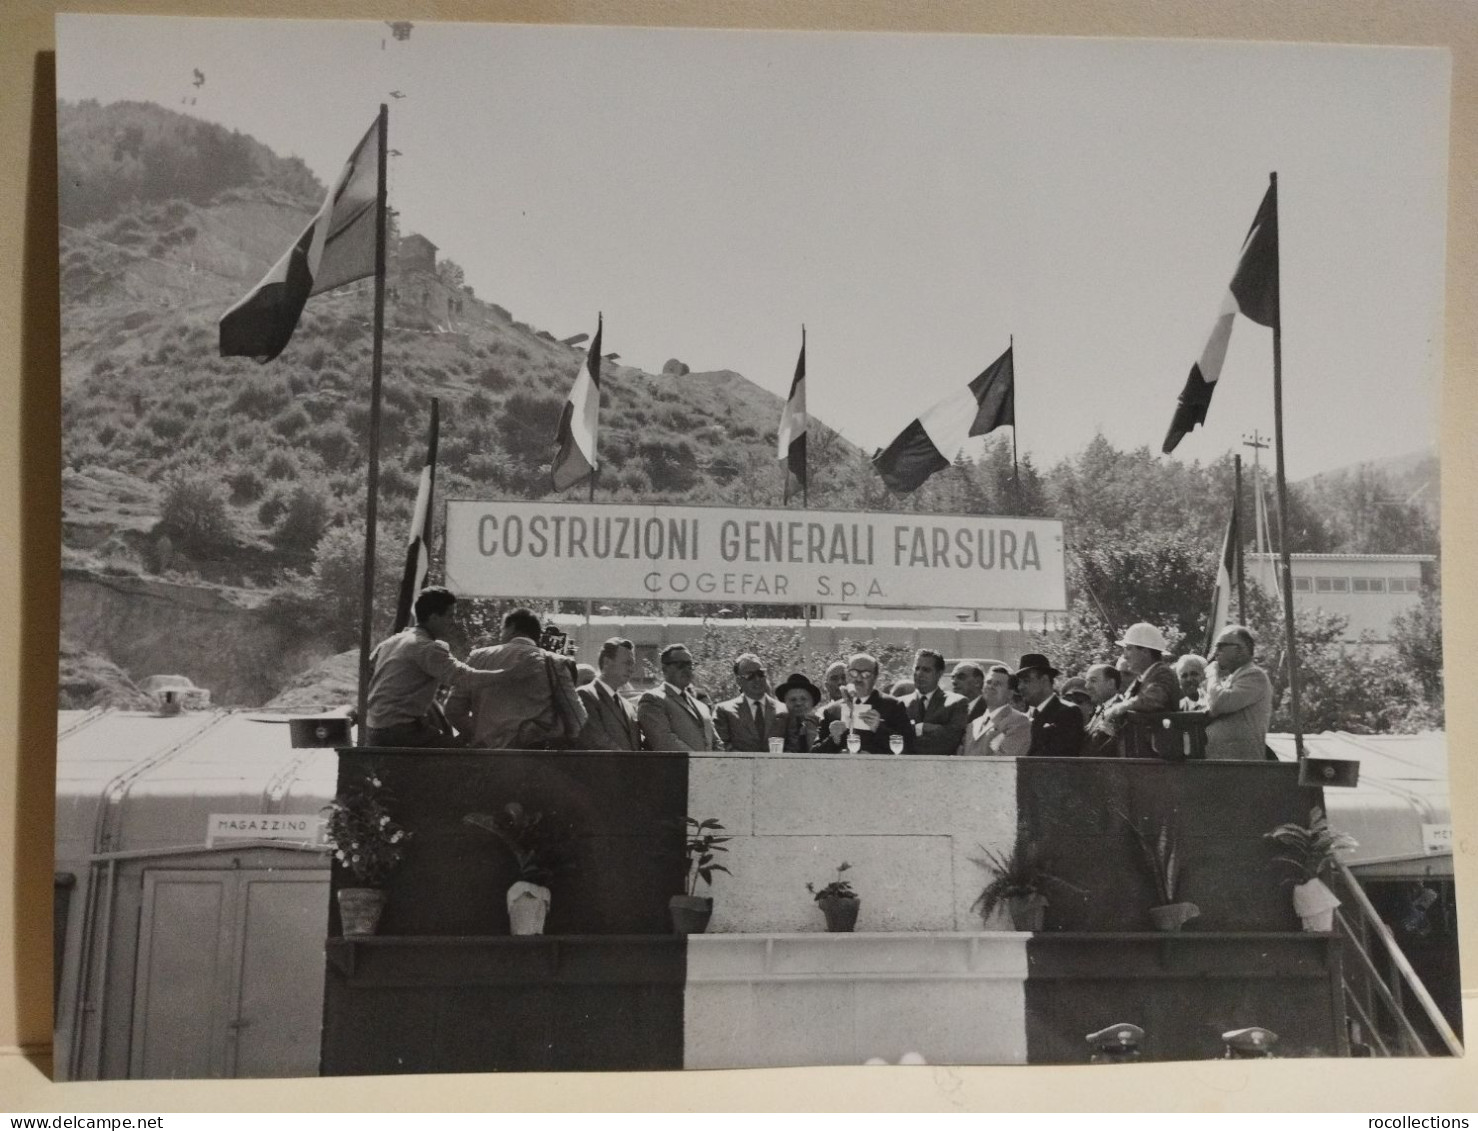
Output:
top-left (1026, 693), bottom-right (1086, 757)
top-left (713, 694), bottom-right (787, 752)
top-left (817, 692), bottom-right (915, 754)
top-left (575, 681), bottom-right (642, 751)
top-left (898, 687), bottom-right (969, 755)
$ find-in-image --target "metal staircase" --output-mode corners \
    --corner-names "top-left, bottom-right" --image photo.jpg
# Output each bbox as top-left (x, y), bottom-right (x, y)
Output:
top-left (1330, 861), bottom-right (1462, 1057)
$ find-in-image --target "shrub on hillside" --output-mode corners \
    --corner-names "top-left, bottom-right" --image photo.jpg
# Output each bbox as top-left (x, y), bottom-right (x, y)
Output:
top-left (273, 484), bottom-right (332, 559)
top-left (228, 466), bottom-right (267, 504)
top-left (309, 421), bottom-right (358, 470)
top-left (272, 406), bottom-right (311, 439)
top-left (156, 471), bottom-right (236, 558)
top-left (263, 450), bottom-right (299, 481)
top-left (232, 376), bottom-right (291, 417)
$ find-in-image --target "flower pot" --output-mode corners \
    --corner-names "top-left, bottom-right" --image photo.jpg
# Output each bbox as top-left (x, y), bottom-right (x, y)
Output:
top-left (817, 895), bottom-right (860, 933)
top-left (507, 881), bottom-right (551, 935)
top-left (337, 887), bottom-right (387, 936)
top-left (669, 894), bottom-right (714, 935)
top-left (1007, 892), bottom-right (1048, 932)
top-left (1148, 901), bottom-right (1199, 932)
top-left (1292, 877), bottom-right (1340, 932)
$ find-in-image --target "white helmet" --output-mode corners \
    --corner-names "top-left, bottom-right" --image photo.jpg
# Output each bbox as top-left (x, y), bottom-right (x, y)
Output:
top-left (1116, 622), bottom-right (1170, 653)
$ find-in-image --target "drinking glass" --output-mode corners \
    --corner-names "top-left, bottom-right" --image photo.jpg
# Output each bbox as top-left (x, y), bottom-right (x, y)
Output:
top-left (889, 734), bottom-right (904, 755)
top-left (846, 733), bottom-right (862, 754)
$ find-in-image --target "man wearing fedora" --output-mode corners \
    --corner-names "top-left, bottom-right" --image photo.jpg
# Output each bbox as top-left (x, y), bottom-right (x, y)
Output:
top-left (1014, 652), bottom-right (1086, 757)
top-left (1104, 622), bottom-right (1182, 758)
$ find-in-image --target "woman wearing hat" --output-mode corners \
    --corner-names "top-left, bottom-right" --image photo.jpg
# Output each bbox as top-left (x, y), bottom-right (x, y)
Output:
top-left (773, 672), bottom-right (824, 753)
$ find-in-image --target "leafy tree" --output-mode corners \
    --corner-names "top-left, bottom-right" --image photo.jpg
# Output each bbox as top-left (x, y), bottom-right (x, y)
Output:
top-left (156, 471), bottom-right (236, 559)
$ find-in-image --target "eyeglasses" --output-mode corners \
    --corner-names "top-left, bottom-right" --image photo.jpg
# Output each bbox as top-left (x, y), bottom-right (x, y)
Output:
top-left (847, 669), bottom-right (877, 679)
top-left (740, 669), bottom-right (767, 679)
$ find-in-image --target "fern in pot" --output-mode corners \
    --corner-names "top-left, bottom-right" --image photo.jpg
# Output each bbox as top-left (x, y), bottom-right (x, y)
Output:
top-left (970, 842), bottom-right (1084, 932)
top-left (1265, 806), bottom-right (1358, 931)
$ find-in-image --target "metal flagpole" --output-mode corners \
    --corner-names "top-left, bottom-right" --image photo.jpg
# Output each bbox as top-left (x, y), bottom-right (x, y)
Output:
top-left (355, 103), bottom-right (390, 747)
top-left (1009, 335), bottom-right (1020, 514)
top-left (1267, 172), bottom-right (1306, 761)
top-left (1233, 453), bottom-right (1247, 622)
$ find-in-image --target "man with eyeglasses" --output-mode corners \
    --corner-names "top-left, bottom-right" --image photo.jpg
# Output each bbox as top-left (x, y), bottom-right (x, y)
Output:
top-left (713, 653), bottom-right (787, 752)
top-left (637, 643), bottom-right (721, 751)
top-left (1203, 625), bottom-right (1273, 760)
top-left (816, 652), bottom-right (914, 754)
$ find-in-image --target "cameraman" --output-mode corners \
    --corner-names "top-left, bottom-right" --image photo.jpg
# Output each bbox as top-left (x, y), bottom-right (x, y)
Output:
top-left (445, 607), bottom-right (577, 749)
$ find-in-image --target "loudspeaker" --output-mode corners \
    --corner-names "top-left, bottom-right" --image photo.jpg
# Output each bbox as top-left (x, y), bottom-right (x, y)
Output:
top-left (1298, 756), bottom-right (1360, 789)
top-left (289, 716), bottom-right (352, 748)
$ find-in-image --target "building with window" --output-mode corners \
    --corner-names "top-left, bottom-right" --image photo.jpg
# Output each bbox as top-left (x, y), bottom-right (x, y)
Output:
top-left (1248, 553), bottom-right (1434, 643)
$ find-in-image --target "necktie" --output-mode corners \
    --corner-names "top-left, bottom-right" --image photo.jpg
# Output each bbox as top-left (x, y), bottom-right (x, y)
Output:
top-left (752, 699), bottom-right (764, 737)
top-left (910, 695), bottom-right (924, 723)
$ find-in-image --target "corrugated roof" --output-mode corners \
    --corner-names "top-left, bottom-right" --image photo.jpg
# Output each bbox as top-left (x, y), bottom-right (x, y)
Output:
top-left (1266, 731), bottom-right (1450, 872)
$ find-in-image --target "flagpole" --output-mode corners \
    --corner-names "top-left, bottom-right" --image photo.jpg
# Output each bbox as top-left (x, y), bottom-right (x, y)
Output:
top-left (1009, 335), bottom-right (1020, 514)
top-left (1233, 453), bottom-right (1247, 622)
top-left (355, 102), bottom-right (389, 747)
top-left (1267, 171), bottom-right (1305, 761)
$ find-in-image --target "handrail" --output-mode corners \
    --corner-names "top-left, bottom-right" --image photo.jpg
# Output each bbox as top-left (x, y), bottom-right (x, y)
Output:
top-left (1334, 860), bottom-right (1463, 1057)
top-left (1342, 982), bottom-right (1392, 1056)
top-left (1333, 908), bottom-right (1429, 1055)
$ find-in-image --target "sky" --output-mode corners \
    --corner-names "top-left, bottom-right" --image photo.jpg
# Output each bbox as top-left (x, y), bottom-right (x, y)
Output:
top-left (55, 15), bottom-right (1451, 480)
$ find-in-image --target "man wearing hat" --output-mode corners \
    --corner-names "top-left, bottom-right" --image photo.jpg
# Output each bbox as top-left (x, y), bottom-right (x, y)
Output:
top-left (1015, 652), bottom-right (1086, 758)
top-left (1103, 622), bottom-right (1181, 758)
top-left (774, 672), bottom-right (824, 752)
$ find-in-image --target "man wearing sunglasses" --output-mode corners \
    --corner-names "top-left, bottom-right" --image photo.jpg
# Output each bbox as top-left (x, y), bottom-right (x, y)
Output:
top-left (713, 653), bottom-right (787, 752)
top-left (637, 643), bottom-right (721, 751)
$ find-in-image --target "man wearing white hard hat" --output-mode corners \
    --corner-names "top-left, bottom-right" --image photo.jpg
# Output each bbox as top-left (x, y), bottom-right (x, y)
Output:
top-left (1203, 625), bottom-right (1273, 760)
top-left (1103, 622), bottom-right (1181, 758)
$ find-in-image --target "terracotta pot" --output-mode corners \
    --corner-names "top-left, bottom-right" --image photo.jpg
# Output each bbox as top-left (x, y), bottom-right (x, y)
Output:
top-left (817, 895), bottom-right (860, 933)
top-left (1007, 892), bottom-right (1048, 932)
top-left (508, 881), bottom-right (551, 935)
top-left (669, 894), bottom-right (714, 935)
top-left (1292, 877), bottom-right (1340, 932)
top-left (1148, 901), bottom-right (1199, 932)
top-left (337, 888), bottom-right (387, 937)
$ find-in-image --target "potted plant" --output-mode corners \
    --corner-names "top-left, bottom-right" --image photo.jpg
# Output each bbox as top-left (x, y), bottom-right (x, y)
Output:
top-left (670, 817), bottom-right (731, 935)
top-left (1265, 806), bottom-right (1358, 931)
top-left (322, 772), bottom-right (412, 936)
top-left (807, 861), bottom-right (860, 932)
top-left (1119, 810), bottom-right (1199, 932)
top-left (970, 842), bottom-right (1085, 931)
top-left (463, 801), bottom-right (571, 935)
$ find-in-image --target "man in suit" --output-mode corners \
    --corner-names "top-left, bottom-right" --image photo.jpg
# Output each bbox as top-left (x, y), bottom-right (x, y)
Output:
top-left (637, 643), bottom-right (721, 752)
top-left (1203, 625), bottom-right (1273, 761)
top-left (959, 664), bottom-right (1031, 756)
top-left (817, 652), bottom-right (914, 754)
top-left (898, 649), bottom-right (969, 755)
top-left (713, 653), bottom-right (786, 752)
top-left (1103, 623), bottom-right (1182, 759)
top-left (949, 661), bottom-right (989, 723)
top-left (445, 606), bottom-right (559, 749)
top-left (1015, 652), bottom-right (1086, 757)
top-left (1082, 662), bottom-right (1124, 757)
top-left (574, 637), bottom-right (642, 751)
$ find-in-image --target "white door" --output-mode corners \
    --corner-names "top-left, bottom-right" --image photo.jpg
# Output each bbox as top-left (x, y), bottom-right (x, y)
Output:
top-left (130, 866), bottom-right (329, 1079)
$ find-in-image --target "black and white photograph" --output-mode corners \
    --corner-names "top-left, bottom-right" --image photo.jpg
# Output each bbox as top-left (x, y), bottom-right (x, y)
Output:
top-left (49, 13), bottom-right (1459, 1080)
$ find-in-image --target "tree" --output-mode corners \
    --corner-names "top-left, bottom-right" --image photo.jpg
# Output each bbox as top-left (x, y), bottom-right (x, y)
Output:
top-left (156, 471), bottom-right (236, 559)
top-left (1389, 590), bottom-right (1444, 704)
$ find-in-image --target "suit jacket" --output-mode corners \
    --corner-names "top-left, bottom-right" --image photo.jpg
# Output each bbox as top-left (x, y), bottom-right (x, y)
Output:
top-left (1204, 660), bottom-right (1273, 761)
top-left (637, 683), bottom-right (720, 752)
top-left (575, 682), bottom-right (642, 751)
top-left (816, 692), bottom-right (915, 754)
top-left (713, 694), bottom-right (787, 752)
top-left (1116, 660), bottom-right (1182, 758)
top-left (1026, 693), bottom-right (1086, 757)
top-left (959, 704), bottom-right (1032, 757)
top-left (444, 635), bottom-right (553, 749)
top-left (898, 687), bottom-right (970, 755)
top-left (1083, 704), bottom-right (1121, 757)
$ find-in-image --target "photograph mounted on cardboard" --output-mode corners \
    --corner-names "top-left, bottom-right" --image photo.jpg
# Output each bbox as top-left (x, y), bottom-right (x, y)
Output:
top-left (51, 14), bottom-right (1458, 1079)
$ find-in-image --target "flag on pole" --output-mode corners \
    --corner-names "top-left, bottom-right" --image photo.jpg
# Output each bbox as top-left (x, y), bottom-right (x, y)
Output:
top-left (777, 328), bottom-right (807, 502)
top-left (872, 344), bottom-right (1014, 494)
top-left (219, 115), bottom-right (381, 362)
top-left (393, 398), bottom-right (439, 633)
top-left (552, 315), bottom-right (602, 492)
top-left (1162, 183), bottom-right (1280, 454)
top-left (1205, 502), bottom-right (1241, 654)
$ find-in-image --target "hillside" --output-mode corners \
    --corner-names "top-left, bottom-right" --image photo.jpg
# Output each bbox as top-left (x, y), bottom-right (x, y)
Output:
top-left (59, 100), bottom-right (862, 593)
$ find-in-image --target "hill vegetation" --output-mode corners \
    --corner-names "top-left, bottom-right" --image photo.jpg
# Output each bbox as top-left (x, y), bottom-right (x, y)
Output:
top-left (57, 100), bottom-right (1443, 728)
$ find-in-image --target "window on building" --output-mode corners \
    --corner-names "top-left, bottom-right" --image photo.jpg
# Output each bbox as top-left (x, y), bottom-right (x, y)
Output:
top-left (1330, 577), bottom-right (1349, 592)
top-left (1316, 577), bottom-right (1333, 593)
top-left (1353, 578), bottom-right (1386, 594)
top-left (1293, 577), bottom-right (1313, 593)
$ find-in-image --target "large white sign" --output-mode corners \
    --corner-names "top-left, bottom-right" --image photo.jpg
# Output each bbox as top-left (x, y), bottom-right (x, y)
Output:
top-left (444, 501), bottom-right (1066, 610)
